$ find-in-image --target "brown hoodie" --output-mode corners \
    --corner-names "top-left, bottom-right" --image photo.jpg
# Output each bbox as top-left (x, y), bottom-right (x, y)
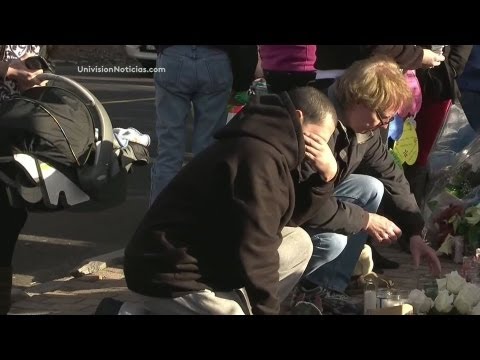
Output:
top-left (124, 93), bottom-right (306, 315)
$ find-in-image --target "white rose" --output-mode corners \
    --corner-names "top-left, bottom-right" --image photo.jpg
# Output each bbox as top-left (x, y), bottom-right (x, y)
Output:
top-left (454, 283), bottom-right (480, 314)
top-left (464, 204), bottom-right (480, 225)
top-left (436, 236), bottom-right (455, 256)
top-left (434, 289), bottom-right (455, 313)
top-left (436, 278), bottom-right (447, 291)
top-left (471, 302), bottom-right (480, 315)
top-left (408, 289), bottom-right (434, 314)
top-left (446, 271), bottom-right (467, 294)
top-left (421, 297), bottom-right (434, 314)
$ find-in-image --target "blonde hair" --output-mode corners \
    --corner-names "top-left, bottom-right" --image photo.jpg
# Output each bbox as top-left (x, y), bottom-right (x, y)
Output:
top-left (335, 55), bottom-right (413, 114)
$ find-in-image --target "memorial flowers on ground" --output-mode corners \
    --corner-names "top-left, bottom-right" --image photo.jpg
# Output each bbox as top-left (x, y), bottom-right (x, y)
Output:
top-left (408, 271), bottom-right (480, 315)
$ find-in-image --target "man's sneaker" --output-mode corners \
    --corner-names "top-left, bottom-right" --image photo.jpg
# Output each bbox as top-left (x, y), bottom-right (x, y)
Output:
top-left (94, 297), bottom-right (124, 315)
top-left (292, 283), bottom-right (362, 315)
top-left (291, 301), bottom-right (322, 315)
top-left (320, 289), bottom-right (363, 315)
top-left (290, 284), bottom-right (324, 314)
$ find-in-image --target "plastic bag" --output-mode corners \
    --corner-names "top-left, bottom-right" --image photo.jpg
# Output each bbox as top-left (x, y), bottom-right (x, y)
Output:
top-left (427, 103), bottom-right (478, 179)
top-left (424, 136), bottom-right (480, 232)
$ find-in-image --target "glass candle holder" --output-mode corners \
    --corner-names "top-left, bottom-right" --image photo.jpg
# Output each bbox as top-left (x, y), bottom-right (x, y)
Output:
top-left (417, 275), bottom-right (438, 300)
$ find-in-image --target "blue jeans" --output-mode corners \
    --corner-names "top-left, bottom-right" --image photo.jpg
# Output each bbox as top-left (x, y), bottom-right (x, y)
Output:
top-left (150, 46), bottom-right (233, 203)
top-left (303, 174), bottom-right (384, 293)
top-left (460, 91), bottom-right (480, 133)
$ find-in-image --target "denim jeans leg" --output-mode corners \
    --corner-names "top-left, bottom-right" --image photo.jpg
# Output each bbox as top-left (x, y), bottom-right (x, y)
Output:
top-left (460, 91), bottom-right (480, 133)
top-left (150, 50), bottom-right (193, 203)
top-left (304, 174), bottom-right (384, 293)
top-left (191, 50), bottom-right (233, 154)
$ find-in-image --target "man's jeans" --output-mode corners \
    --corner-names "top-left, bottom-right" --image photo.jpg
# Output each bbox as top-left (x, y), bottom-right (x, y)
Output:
top-left (303, 174), bottom-right (384, 293)
top-left (150, 46), bottom-right (233, 203)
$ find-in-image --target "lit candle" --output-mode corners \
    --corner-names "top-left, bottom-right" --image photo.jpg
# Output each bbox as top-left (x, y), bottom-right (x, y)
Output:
top-left (383, 299), bottom-right (402, 308)
top-left (364, 290), bottom-right (377, 314)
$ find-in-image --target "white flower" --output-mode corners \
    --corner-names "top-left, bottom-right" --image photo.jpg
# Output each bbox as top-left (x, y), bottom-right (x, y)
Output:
top-left (448, 213), bottom-right (462, 233)
top-left (436, 278), bottom-right (447, 291)
top-left (454, 283), bottom-right (480, 314)
top-left (471, 302), bottom-right (480, 315)
top-left (408, 289), bottom-right (434, 314)
top-left (434, 289), bottom-right (455, 313)
top-left (436, 236), bottom-right (455, 256)
top-left (446, 271), bottom-right (467, 294)
top-left (464, 205), bottom-right (480, 226)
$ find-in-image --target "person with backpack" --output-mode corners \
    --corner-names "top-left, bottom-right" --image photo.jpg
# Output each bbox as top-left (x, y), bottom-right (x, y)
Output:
top-left (0, 44), bottom-right (44, 314)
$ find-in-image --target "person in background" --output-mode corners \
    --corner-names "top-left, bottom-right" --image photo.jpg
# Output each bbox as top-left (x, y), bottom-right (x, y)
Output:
top-left (312, 45), bottom-right (443, 94)
top-left (0, 44), bottom-right (44, 315)
top-left (150, 45), bottom-right (257, 203)
top-left (458, 45), bottom-right (480, 133)
top-left (407, 45), bottom-right (473, 207)
top-left (259, 45), bottom-right (317, 93)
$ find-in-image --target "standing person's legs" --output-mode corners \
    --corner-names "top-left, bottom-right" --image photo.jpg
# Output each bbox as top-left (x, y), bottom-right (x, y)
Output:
top-left (308, 78), bottom-right (336, 96)
top-left (191, 47), bottom-right (233, 155)
top-left (303, 175), bottom-right (384, 293)
top-left (0, 186), bottom-right (27, 314)
top-left (150, 46), bottom-right (196, 203)
top-left (264, 71), bottom-right (316, 93)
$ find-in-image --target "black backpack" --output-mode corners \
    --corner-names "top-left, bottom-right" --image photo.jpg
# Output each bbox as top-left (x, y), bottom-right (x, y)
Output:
top-left (0, 85), bottom-right (95, 168)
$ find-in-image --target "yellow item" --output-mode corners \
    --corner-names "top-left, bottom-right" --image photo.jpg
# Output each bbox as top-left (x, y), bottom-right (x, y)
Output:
top-left (392, 118), bottom-right (419, 166)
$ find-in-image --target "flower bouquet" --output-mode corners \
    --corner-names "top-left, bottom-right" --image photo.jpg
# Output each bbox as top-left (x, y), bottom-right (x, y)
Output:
top-left (423, 135), bottom-right (480, 249)
top-left (408, 271), bottom-right (480, 315)
top-left (432, 202), bottom-right (480, 263)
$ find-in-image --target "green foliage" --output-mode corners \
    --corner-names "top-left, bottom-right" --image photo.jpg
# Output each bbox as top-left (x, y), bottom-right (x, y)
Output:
top-left (445, 163), bottom-right (480, 199)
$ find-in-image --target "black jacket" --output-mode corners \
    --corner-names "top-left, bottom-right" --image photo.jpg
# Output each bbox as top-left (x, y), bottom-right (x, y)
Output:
top-left (416, 45), bottom-right (472, 102)
top-left (156, 45), bottom-right (258, 91)
top-left (315, 45), bottom-right (424, 71)
top-left (124, 93), bottom-right (306, 315)
top-left (303, 87), bottom-right (425, 240)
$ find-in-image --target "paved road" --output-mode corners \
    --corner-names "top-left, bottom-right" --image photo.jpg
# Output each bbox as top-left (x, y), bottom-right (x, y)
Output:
top-left (12, 64), bottom-right (192, 287)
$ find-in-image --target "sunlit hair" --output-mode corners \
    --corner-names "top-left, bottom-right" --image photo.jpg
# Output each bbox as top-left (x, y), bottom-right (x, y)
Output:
top-left (334, 55), bottom-right (413, 114)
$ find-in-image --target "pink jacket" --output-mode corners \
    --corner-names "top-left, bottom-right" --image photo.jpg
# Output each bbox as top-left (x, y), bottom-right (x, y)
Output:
top-left (399, 70), bottom-right (422, 118)
top-left (259, 45), bottom-right (317, 73)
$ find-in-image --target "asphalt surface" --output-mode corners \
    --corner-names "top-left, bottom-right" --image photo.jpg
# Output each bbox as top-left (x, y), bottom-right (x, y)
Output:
top-left (12, 64), bottom-right (192, 287)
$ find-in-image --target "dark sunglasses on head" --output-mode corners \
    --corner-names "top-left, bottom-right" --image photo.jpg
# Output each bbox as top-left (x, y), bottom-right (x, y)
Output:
top-left (24, 56), bottom-right (55, 73)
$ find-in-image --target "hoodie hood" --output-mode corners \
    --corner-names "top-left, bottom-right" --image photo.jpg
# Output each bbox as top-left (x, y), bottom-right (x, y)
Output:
top-left (215, 93), bottom-right (305, 171)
